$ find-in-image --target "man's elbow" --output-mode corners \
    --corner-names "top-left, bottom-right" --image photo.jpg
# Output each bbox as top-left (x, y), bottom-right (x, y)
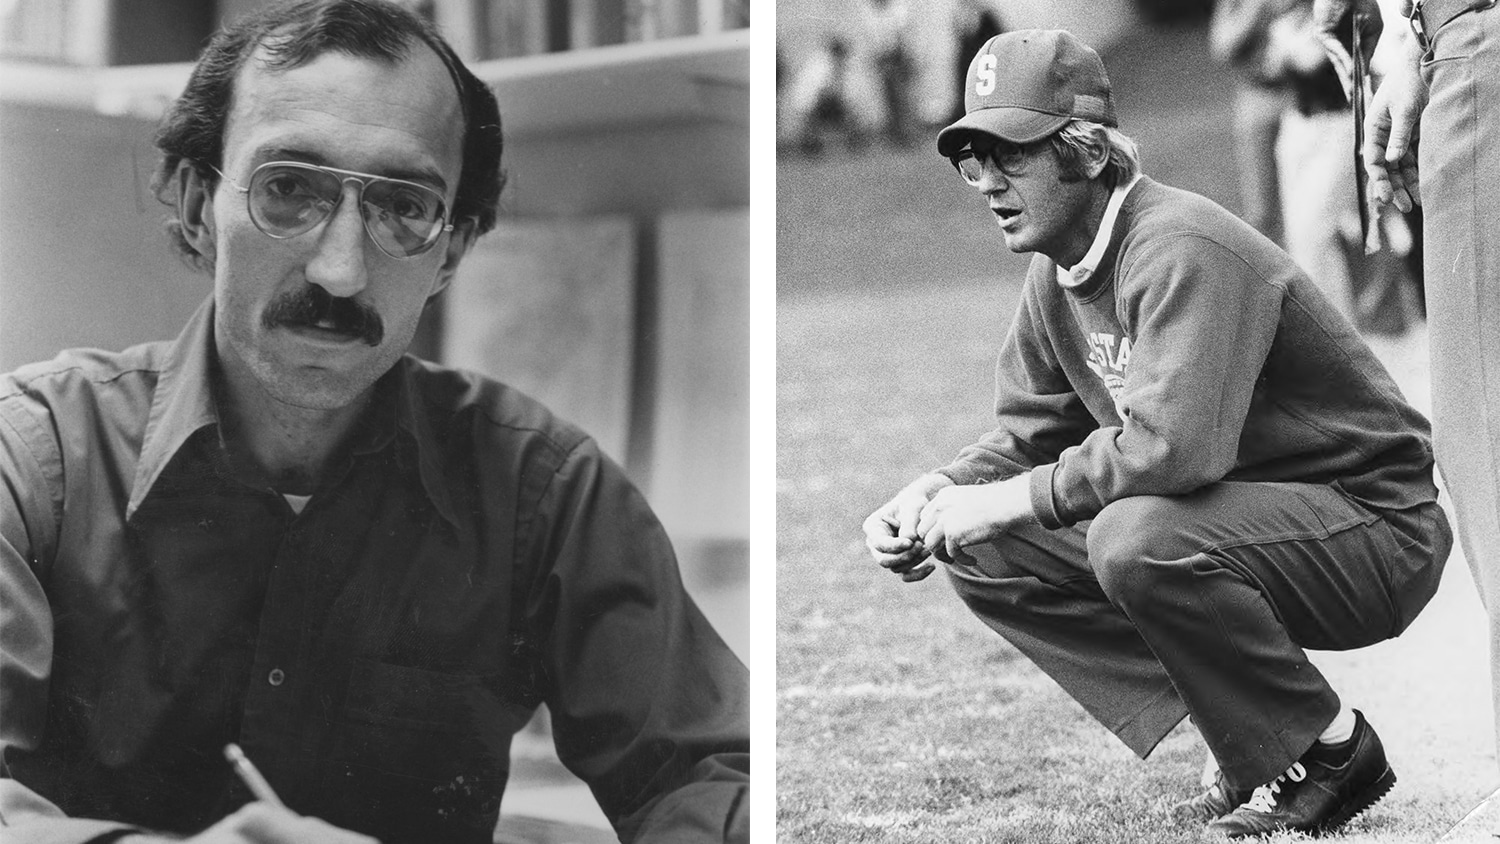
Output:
top-left (617, 755), bottom-right (750, 844)
top-left (1124, 438), bottom-right (1235, 496)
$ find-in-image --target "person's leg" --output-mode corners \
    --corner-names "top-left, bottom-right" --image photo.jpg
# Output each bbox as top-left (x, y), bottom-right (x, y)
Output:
top-left (875, 49), bottom-right (911, 146)
top-left (1418, 6), bottom-right (1500, 766)
top-left (1278, 108), bottom-right (1358, 321)
top-left (945, 525), bottom-right (1190, 758)
top-left (1084, 482), bottom-right (1447, 791)
top-left (1233, 80), bottom-right (1288, 246)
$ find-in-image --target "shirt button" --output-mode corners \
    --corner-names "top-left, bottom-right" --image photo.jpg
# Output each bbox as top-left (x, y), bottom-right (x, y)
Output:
top-left (268, 668), bottom-right (286, 686)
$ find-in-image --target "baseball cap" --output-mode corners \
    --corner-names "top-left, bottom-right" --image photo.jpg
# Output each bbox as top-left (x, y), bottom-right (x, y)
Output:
top-left (937, 29), bottom-right (1117, 158)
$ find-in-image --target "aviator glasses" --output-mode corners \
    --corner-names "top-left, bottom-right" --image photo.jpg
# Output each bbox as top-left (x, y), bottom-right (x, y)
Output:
top-left (215, 161), bottom-right (454, 259)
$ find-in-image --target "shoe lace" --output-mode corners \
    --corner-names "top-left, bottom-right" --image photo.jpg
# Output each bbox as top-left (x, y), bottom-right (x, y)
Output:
top-left (1242, 762), bottom-right (1308, 814)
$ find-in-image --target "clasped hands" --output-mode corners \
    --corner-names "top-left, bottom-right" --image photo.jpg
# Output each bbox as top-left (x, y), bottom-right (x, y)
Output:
top-left (862, 473), bottom-right (1037, 582)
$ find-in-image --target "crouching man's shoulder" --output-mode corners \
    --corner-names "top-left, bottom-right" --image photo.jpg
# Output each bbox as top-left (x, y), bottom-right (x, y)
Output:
top-left (1123, 179), bottom-right (1279, 261)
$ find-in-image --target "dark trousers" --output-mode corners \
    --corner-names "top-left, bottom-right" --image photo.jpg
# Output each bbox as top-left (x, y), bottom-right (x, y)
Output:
top-left (943, 481), bottom-right (1450, 790)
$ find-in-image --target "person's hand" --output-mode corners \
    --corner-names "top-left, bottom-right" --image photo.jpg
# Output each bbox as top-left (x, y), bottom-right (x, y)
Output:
top-left (1312, 0), bottom-right (1384, 101)
top-left (863, 473), bottom-right (953, 582)
top-left (916, 475), bottom-right (1036, 564)
top-left (124, 803), bottom-right (380, 844)
top-left (1364, 38), bottom-right (1425, 212)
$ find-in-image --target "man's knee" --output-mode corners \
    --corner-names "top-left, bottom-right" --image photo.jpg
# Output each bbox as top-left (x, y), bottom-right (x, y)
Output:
top-left (1086, 495), bottom-right (1193, 602)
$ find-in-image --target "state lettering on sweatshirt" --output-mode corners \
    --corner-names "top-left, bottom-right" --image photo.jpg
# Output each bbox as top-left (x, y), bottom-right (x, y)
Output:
top-left (1084, 331), bottom-right (1131, 416)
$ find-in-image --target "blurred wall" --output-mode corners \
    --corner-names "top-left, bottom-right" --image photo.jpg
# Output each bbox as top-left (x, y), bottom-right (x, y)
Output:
top-left (0, 104), bottom-right (204, 367)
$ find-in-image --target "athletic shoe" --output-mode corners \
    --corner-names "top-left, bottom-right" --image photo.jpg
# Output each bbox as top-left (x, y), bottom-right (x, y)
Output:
top-left (1172, 769), bottom-right (1253, 823)
top-left (1206, 710), bottom-right (1396, 838)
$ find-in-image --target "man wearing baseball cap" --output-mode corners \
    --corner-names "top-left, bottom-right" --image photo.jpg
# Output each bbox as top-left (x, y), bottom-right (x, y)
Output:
top-left (863, 29), bottom-right (1450, 837)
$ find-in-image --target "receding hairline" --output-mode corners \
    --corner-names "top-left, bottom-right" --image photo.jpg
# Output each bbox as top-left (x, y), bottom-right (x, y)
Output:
top-left (218, 41), bottom-right (467, 186)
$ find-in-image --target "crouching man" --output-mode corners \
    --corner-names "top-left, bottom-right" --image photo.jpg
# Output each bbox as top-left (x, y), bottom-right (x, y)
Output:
top-left (863, 29), bottom-right (1449, 838)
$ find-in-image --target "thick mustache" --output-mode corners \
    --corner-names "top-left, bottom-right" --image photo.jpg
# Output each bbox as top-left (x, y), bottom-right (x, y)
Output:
top-left (262, 285), bottom-right (384, 346)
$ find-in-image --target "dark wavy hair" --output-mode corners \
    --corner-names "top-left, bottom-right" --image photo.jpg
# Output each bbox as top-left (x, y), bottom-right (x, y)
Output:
top-left (152, 0), bottom-right (505, 271)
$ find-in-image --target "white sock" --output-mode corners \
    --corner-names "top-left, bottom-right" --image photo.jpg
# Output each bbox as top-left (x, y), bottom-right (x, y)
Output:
top-left (1317, 707), bottom-right (1357, 744)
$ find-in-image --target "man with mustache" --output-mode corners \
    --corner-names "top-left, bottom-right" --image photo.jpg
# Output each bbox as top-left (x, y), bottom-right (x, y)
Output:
top-left (263, 285), bottom-right (387, 348)
top-left (0, 2), bottom-right (749, 842)
top-left (863, 29), bottom-right (1449, 837)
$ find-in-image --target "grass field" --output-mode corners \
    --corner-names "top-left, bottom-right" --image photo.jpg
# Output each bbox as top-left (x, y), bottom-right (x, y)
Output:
top-left (775, 16), bottom-right (1496, 843)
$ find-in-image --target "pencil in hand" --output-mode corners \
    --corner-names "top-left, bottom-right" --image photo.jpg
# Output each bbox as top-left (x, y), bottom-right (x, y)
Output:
top-left (224, 742), bottom-right (286, 809)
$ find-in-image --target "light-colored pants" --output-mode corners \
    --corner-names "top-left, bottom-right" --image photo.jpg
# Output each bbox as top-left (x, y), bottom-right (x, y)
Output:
top-left (1279, 109), bottom-right (1421, 336)
top-left (1419, 3), bottom-right (1500, 764)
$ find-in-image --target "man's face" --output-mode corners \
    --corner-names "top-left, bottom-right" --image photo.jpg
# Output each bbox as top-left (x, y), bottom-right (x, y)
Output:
top-left (204, 45), bottom-right (466, 411)
top-left (956, 135), bottom-right (1098, 266)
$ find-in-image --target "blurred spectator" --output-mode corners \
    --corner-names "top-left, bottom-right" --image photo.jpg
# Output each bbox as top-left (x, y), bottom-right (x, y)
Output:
top-left (779, 35), bottom-right (858, 155)
top-left (1210, 0), bottom-right (1296, 243)
top-left (1273, 2), bottom-right (1421, 336)
top-left (1138, 0), bottom-right (1216, 23)
top-left (1212, 0), bottom-right (1421, 336)
top-left (858, 0), bottom-right (915, 146)
top-left (950, 0), bottom-right (1006, 123)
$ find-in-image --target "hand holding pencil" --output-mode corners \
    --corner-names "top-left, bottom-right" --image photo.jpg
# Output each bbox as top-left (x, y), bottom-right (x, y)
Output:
top-left (120, 745), bottom-right (379, 843)
top-left (224, 743), bottom-right (286, 808)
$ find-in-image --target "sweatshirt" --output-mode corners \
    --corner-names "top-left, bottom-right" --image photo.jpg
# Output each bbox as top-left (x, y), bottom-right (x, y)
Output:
top-left (936, 177), bottom-right (1437, 529)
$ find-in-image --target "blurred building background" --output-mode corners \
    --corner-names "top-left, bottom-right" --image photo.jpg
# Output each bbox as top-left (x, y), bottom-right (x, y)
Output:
top-left (0, 0), bottom-right (747, 837)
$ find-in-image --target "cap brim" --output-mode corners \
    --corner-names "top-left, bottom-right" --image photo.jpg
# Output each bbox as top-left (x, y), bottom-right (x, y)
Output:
top-left (936, 107), bottom-right (1071, 157)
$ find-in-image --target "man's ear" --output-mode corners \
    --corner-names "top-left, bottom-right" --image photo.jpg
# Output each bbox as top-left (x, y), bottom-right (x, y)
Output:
top-left (429, 218), bottom-right (478, 300)
top-left (176, 160), bottom-right (217, 263)
top-left (1083, 133), bottom-right (1111, 181)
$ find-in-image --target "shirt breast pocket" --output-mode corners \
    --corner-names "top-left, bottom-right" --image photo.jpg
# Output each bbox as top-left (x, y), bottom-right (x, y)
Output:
top-left (342, 659), bottom-right (513, 733)
top-left (320, 659), bottom-right (537, 842)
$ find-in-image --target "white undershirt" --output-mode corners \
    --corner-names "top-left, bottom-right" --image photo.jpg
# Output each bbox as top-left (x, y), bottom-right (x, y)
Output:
top-left (1056, 174), bottom-right (1142, 289)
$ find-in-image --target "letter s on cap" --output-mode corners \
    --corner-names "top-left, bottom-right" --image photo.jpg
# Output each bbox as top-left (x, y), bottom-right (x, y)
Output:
top-left (975, 54), bottom-right (997, 96)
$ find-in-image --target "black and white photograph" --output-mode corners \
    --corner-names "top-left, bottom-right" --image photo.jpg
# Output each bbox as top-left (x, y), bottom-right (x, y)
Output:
top-left (8, 0), bottom-right (1500, 841)
top-left (777, 0), bottom-right (1499, 841)
top-left (0, 0), bottom-right (750, 841)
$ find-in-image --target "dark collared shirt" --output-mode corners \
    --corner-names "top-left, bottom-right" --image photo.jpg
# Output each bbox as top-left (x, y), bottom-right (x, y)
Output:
top-left (0, 300), bottom-right (749, 844)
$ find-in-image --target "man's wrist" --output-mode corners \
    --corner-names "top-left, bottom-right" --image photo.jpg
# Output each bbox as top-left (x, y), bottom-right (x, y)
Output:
top-left (913, 472), bottom-right (955, 497)
top-left (1387, 46), bottom-right (1427, 112)
top-left (1003, 473), bottom-right (1041, 527)
top-left (1397, 28), bottom-right (1423, 66)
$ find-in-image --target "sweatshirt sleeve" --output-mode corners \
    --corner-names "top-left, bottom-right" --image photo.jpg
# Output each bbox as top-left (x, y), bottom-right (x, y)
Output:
top-left (936, 273), bottom-right (1096, 486)
top-left (1030, 233), bottom-right (1283, 528)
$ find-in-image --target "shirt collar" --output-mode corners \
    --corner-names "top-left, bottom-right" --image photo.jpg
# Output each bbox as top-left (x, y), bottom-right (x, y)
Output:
top-left (126, 297), bottom-right (460, 530)
top-left (127, 298), bottom-right (221, 521)
top-left (1056, 174), bottom-right (1142, 289)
